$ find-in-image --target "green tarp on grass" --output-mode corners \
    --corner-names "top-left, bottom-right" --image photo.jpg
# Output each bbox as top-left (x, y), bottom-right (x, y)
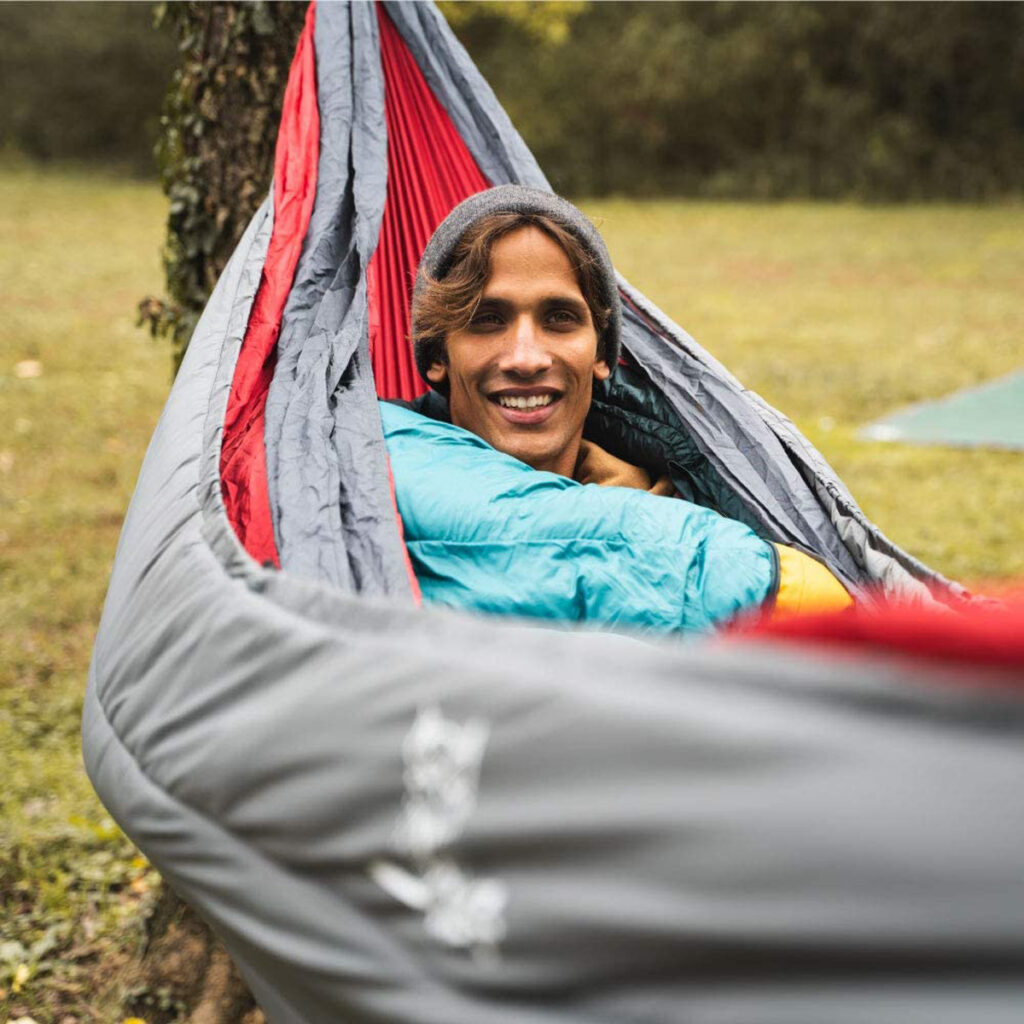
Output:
top-left (862, 370), bottom-right (1024, 450)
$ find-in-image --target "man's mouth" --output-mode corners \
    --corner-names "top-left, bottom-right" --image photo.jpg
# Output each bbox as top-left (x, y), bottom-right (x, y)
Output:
top-left (489, 388), bottom-right (561, 423)
top-left (496, 394), bottom-right (555, 410)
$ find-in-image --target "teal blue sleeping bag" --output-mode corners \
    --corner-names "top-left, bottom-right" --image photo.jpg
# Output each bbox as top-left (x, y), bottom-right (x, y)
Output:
top-left (381, 403), bottom-right (776, 634)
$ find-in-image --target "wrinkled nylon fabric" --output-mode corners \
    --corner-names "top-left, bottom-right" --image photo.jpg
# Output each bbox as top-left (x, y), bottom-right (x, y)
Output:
top-left (263, 2), bottom-right (411, 596)
top-left (381, 402), bottom-right (774, 632)
top-left (83, 3), bottom-right (1024, 1022)
top-left (220, 2), bottom-right (319, 568)
top-left (384, 2), bottom-right (550, 191)
top-left (367, 7), bottom-right (490, 401)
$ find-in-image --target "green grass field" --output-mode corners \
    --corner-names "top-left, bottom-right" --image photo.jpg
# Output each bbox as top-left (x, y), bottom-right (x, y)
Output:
top-left (1, 169), bottom-right (169, 1020)
top-left (2, 168), bottom-right (1022, 1020)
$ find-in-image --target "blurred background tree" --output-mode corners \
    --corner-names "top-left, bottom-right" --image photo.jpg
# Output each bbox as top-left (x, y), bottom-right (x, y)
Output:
top-left (137, 2), bottom-right (307, 367)
top-left (0, 2), bottom-right (176, 172)
top-left (4, 1), bottom-right (1019, 368)
top-left (4, 1), bottom-right (1021, 201)
top-left (449, 1), bottom-right (1024, 199)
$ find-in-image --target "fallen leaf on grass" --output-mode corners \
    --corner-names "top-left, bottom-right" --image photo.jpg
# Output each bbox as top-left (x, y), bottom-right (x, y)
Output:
top-left (11, 961), bottom-right (30, 992)
top-left (14, 360), bottom-right (43, 379)
top-left (21, 797), bottom-right (49, 819)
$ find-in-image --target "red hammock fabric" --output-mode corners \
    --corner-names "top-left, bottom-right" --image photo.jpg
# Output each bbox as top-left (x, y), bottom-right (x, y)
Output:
top-left (741, 593), bottom-right (1024, 681)
top-left (220, 3), bottom-right (319, 569)
top-left (368, 5), bottom-right (491, 401)
top-left (221, 3), bottom-right (489, 569)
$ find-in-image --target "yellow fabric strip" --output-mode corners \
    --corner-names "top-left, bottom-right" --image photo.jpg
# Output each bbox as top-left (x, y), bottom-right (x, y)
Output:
top-left (772, 544), bottom-right (854, 618)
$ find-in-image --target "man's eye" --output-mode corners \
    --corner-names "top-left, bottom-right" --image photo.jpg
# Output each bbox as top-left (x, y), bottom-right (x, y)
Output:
top-left (470, 312), bottom-right (503, 329)
top-left (548, 309), bottom-right (580, 326)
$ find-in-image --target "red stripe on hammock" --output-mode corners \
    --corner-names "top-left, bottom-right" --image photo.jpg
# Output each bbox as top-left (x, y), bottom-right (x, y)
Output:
top-left (737, 592), bottom-right (1024, 682)
top-left (220, 3), bottom-right (319, 568)
top-left (368, 4), bottom-right (491, 402)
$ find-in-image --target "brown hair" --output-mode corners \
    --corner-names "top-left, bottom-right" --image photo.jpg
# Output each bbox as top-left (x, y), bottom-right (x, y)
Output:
top-left (411, 212), bottom-right (613, 373)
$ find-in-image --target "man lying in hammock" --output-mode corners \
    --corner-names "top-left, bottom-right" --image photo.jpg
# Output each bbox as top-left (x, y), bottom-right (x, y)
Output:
top-left (382, 186), bottom-right (851, 634)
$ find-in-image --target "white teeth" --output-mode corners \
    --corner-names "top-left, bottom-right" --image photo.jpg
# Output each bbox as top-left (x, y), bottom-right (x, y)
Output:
top-left (497, 394), bottom-right (554, 410)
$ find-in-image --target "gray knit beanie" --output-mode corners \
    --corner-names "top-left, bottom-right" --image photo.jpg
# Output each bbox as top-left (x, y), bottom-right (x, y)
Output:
top-left (411, 185), bottom-right (622, 389)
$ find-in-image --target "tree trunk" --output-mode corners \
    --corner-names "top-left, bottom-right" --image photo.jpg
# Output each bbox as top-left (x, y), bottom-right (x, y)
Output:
top-left (139, 1), bottom-right (307, 371)
top-left (118, 883), bottom-right (262, 1024)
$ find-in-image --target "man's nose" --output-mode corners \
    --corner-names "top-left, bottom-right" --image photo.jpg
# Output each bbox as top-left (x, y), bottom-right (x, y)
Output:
top-left (499, 316), bottom-right (553, 376)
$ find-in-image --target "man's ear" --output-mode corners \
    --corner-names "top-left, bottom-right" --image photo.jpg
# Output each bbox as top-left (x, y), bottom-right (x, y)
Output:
top-left (592, 358), bottom-right (611, 382)
top-left (426, 361), bottom-right (449, 386)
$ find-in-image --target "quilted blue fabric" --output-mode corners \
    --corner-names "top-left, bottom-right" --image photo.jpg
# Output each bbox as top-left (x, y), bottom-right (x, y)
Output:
top-left (381, 402), bottom-right (775, 633)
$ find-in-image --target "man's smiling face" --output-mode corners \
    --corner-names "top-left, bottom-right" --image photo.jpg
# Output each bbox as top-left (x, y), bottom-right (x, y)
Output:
top-left (426, 226), bottom-right (610, 478)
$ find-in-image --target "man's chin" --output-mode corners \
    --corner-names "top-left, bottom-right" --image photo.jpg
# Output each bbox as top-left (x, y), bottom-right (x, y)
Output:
top-left (492, 430), bottom-right (570, 475)
top-left (461, 404), bottom-right (578, 474)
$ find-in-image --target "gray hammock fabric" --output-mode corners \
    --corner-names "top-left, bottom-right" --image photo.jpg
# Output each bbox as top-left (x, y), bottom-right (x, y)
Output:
top-left (84, 3), bottom-right (1022, 1021)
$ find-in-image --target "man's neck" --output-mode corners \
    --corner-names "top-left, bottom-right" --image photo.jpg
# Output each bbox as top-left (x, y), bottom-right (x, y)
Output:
top-left (526, 439), bottom-right (582, 480)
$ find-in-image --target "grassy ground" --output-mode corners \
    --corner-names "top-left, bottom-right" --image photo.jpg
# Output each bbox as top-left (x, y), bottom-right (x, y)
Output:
top-left (1, 169), bottom-right (168, 1021)
top-left (1, 168), bottom-right (1021, 1020)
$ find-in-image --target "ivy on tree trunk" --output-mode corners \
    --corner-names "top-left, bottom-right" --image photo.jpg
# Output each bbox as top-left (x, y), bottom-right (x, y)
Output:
top-left (140, 1), bottom-right (307, 372)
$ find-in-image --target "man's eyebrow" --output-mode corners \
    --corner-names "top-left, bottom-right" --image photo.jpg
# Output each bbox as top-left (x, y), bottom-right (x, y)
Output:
top-left (540, 295), bottom-right (588, 311)
top-left (476, 294), bottom-right (588, 311)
